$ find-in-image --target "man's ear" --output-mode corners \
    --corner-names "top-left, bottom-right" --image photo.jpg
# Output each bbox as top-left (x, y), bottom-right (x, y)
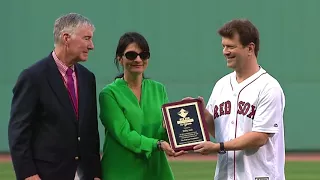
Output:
top-left (62, 33), bottom-right (71, 45)
top-left (247, 42), bottom-right (255, 55)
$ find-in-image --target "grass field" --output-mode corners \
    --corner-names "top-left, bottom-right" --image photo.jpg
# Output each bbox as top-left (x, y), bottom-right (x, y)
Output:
top-left (1, 161), bottom-right (320, 180)
top-left (170, 161), bottom-right (320, 180)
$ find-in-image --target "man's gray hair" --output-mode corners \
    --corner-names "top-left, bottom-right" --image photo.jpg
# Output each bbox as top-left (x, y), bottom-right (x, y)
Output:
top-left (53, 13), bottom-right (95, 46)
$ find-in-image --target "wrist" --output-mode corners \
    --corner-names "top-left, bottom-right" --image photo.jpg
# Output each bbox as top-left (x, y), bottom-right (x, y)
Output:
top-left (218, 142), bottom-right (226, 154)
top-left (157, 140), bottom-right (164, 151)
top-left (204, 109), bottom-right (210, 117)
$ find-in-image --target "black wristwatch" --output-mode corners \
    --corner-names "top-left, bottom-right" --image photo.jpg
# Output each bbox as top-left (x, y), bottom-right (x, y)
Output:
top-left (157, 140), bottom-right (164, 151)
top-left (218, 142), bottom-right (226, 154)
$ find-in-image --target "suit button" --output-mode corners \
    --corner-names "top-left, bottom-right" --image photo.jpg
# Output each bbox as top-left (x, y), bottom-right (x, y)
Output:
top-left (75, 156), bottom-right (79, 160)
top-left (78, 137), bottom-right (80, 141)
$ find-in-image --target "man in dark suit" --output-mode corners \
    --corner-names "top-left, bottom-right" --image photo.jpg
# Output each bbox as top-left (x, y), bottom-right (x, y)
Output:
top-left (8, 13), bottom-right (101, 180)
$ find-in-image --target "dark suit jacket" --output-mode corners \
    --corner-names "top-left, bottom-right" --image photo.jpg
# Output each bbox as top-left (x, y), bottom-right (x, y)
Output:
top-left (8, 52), bottom-right (102, 180)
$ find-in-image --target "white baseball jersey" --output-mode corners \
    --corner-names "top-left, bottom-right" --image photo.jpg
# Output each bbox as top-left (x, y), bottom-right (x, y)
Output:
top-left (206, 67), bottom-right (286, 180)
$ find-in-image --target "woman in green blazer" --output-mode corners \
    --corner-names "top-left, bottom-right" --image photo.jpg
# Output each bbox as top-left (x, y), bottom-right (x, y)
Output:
top-left (99, 32), bottom-right (184, 180)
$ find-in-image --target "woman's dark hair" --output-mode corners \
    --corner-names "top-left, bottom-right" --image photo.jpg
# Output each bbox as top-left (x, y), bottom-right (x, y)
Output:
top-left (114, 32), bottom-right (150, 79)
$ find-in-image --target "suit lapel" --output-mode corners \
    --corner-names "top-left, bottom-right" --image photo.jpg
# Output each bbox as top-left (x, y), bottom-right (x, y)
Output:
top-left (45, 54), bottom-right (78, 122)
top-left (75, 64), bottom-right (87, 123)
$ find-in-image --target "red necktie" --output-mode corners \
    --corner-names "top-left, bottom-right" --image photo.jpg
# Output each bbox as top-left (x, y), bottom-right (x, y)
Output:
top-left (66, 68), bottom-right (77, 115)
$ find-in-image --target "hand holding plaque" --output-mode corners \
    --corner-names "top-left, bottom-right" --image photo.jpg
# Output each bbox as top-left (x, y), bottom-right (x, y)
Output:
top-left (162, 98), bottom-right (210, 152)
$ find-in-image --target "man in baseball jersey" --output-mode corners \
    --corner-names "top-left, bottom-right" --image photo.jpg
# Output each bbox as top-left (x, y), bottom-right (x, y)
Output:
top-left (191, 19), bottom-right (286, 180)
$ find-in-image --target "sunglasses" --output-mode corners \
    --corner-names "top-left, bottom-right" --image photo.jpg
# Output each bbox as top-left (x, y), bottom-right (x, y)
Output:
top-left (123, 51), bottom-right (150, 60)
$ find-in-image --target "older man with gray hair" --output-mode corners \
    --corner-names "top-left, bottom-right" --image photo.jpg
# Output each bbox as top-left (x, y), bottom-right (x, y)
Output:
top-left (8, 13), bottom-right (101, 180)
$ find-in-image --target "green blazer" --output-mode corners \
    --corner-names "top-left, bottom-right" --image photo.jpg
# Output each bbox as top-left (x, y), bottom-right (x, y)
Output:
top-left (99, 78), bottom-right (174, 180)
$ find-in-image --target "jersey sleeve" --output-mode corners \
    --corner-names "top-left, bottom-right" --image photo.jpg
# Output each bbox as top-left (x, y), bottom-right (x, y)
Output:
top-left (206, 93), bottom-right (215, 115)
top-left (252, 86), bottom-right (285, 133)
top-left (206, 82), bottom-right (220, 115)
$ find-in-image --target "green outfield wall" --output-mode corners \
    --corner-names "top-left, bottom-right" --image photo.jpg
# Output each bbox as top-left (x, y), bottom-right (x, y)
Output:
top-left (1, 0), bottom-right (319, 152)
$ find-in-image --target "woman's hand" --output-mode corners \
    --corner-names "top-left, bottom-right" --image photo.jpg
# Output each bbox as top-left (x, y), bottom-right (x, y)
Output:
top-left (160, 141), bottom-right (187, 157)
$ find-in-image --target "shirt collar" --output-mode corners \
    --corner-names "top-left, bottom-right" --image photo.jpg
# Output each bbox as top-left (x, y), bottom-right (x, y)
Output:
top-left (52, 51), bottom-right (75, 76)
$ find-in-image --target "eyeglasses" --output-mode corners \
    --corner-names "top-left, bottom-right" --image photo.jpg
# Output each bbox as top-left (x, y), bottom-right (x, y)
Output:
top-left (123, 51), bottom-right (150, 60)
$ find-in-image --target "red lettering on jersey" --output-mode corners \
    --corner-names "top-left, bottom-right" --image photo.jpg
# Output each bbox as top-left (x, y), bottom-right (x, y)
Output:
top-left (242, 102), bottom-right (250, 115)
top-left (213, 101), bottom-right (231, 119)
top-left (237, 101), bottom-right (256, 120)
top-left (219, 102), bottom-right (225, 116)
top-left (214, 101), bottom-right (256, 120)
top-left (237, 101), bottom-right (245, 114)
top-left (214, 105), bottom-right (219, 119)
top-left (225, 101), bottom-right (231, 114)
top-left (247, 105), bottom-right (256, 119)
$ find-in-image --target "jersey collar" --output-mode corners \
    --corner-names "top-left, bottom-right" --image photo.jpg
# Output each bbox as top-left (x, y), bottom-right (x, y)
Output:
top-left (230, 66), bottom-right (267, 91)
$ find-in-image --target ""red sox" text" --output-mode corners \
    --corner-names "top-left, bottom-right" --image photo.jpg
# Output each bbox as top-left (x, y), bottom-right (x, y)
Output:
top-left (213, 100), bottom-right (256, 120)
